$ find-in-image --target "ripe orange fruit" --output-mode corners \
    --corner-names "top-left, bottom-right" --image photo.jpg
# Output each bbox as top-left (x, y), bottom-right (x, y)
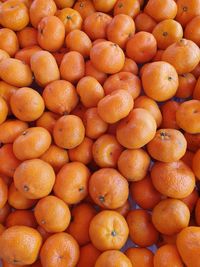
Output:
top-left (68, 203), bottom-right (97, 246)
top-left (141, 61), bottom-right (178, 101)
top-left (130, 175), bottom-right (162, 210)
top-left (114, 0), bottom-right (140, 18)
top-left (0, 28), bottom-right (19, 57)
top-left (93, 0), bottom-right (117, 12)
top-left (177, 226), bottom-right (200, 267)
top-left (192, 148), bottom-right (200, 179)
top-left (53, 162), bottom-right (90, 204)
top-left (161, 100), bottom-right (180, 129)
top-left (34, 195), bottom-right (71, 233)
top-left (0, 97), bottom-right (8, 125)
top-left (0, 226), bottom-right (42, 265)
top-left (77, 243), bottom-right (100, 267)
top-left (116, 108), bottom-right (157, 149)
top-left (154, 244), bottom-right (184, 267)
top-left (5, 210), bottom-right (37, 228)
top-left (175, 73), bottom-right (196, 99)
top-left (54, 0), bottom-right (75, 8)
top-left (73, 0), bottom-right (95, 20)
top-left (125, 247), bottom-right (154, 267)
top-left (151, 161), bottom-right (195, 198)
top-left (176, 0), bottom-right (200, 27)
top-left (121, 57), bottom-right (138, 74)
top-left (0, 177), bottom-right (8, 209)
top-left (90, 41), bottom-right (125, 74)
top-left (40, 232), bottom-right (80, 267)
top-left (15, 46), bottom-right (42, 66)
top-left (0, 203), bottom-right (11, 225)
top-left (184, 16), bottom-right (200, 46)
top-left (95, 250), bottom-right (132, 267)
top-left (85, 60), bottom-right (107, 84)
top-left (89, 168), bottom-right (128, 209)
top-left (10, 87), bottom-right (45, 122)
top-left (135, 12), bottom-right (156, 33)
top-left (17, 27), bottom-right (38, 48)
top-left (14, 159), bottom-right (55, 200)
top-left (36, 112), bottom-right (59, 134)
top-left (89, 210), bottom-right (129, 251)
top-left (118, 148), bottom-right (150, 181)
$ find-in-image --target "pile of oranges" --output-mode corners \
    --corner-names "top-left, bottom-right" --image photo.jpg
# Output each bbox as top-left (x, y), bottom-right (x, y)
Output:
top-left (1, 0), bottom-right (200, 266)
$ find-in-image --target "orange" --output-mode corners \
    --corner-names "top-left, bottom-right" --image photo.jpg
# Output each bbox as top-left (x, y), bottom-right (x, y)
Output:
top-left (145, 0), bottom-right (177, 22)
top-left (193, 76), bottom-right (200, 100)
top-left (121, 57), bottom-right (138, 74)
top-left (125, 247), bottom-right (154, 267)
top-left (53, 162), bottom-right (90, 204)
top-left (181, 150), bottom-right (195, 169)
top-left (34, 195), bottom-right (71, 233)
top-left (107, 14), bottom-right (135, 49)
top-left (77, 243), bottom-right (100, 267)
top-left (68, 203), bottom-right (97, 246)
top-left (161, 100), bottom-right (180, 129)
top-left (8, 182), bottom-right (36, 210)
top-left (0, 0), bottom-right (29, 31)
top-left (85, 60), bottom-right (107, 84)
top-left (152, 19), bottom-right (183, 50)
top-left (0, 28), bottom-right (19, 57)
top-left (152, 49), bottom-right (164, 61)
top-left (14, 159), bottom-right (55, 200)
top-left (97, 89), bottom-right (133, 123)
top-left (89, 168), bottom-right (128, 209)
top-left (0, 226), bottom-right (42, 265)
top-left (10, 87), bottom-right (45, 122)
top-left (40, 232), bottom-right (80, 267)
top-left (141, 61), bottom-right (178, 101)
top-left (36, 112), bottom-right (59, 134)
top-left (54, 0), bottom-right (75, 8)
top-left (152, 199), bottom-right (190, 235)
top-left (0, 58), bottom-right (32, 87)
top-left (130, 175), bottom-right (162, 210)
top-left (93, 0), bottom-right (117, 12)
top-left (176, 226), bottom-right (200, 267)
top-left (53, 115), bottom-right (85, 149)
top-left (30, 50), bottom-right (60, 87)
top-left (175, 73), bottom-right (196, 99)
top-left (56, 7), bottom-right (82, 34)
top-left (29, 0), bottom-right (57, 28)
top-left (114, 200), bottom-right (131, 217)
top-left (76, 76), bottom-right (104, 108)
top-left (114, 0), bottom-right (140, 18)
top-left (0, 177), bottom-right (8, 209)
top-left (13, 127), bottom-right (51, 161)
top-left (0, 144), bottom-right (21, 177)
top-left (0, 97), bottom-right (8, 125)
top-left (127, 209), bottom-right (159, 247)
top-left (60, 51), bottom-right (85, 83)
top-left (73, 0), bottom-right (95, 20)
top-left (134, 95), bottom-right (162, 127)
top-left (83, 107), bottom-right (108, 139)
top-left (195, 198), bottom-right (200, 226)
top-left (154, 244), bottom-right (184, 267)
top-left (95, 250), bottom-right (132, 267)
top-left (89, 210), bottom-right (129, 251)
top-left (176, 0), bottom-right (200, 27)
top-left (118, 148), bottom-right (150, 182)
top-left (147, 129), bottom-right (187, 162)
top-left (0, 203), bottom-right (11, 225)
top-left (192, 62), bottom-right (200, 79)
top-left (0, 50), bottom-right (10, 62)
top-left (192, 148), bottom-right (200, 179)
top-left (43, 80), bottom-right (78, 115)
top-left (162, 39), bottom-right (200, 74)
top-left (65, 30), bottom-right (92, 58)
top-left (176, 100), bottom-right (200, 133)
top-left (135, 12), bottom-right (156, 33)
top-left (5, 210), bottom-right (37, 228)
top-left (83, 12), bottom-right (112, 41)
top-left (151, 161), bottom-right (195, 198)
top-left (126, 31), bottom-right (157, 63)
top-left (40, 144), bottom-right (69, 173)
top-left (184, 16), bottom-right (200, 47)
top-left (17, 27), bottom-right (38, 48)
top-left (103, 71), bottom-right (141, 100)
top-left (116, 108), bottom-right (157, 149)
top-left (37, 16), bottom-right (65, 52)
top-left (92, 134), bottom-right (123, 168)
top-left (15, 46), bottom-right (42, 66)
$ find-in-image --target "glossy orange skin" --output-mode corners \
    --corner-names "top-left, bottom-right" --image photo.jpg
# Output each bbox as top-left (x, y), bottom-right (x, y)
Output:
top-left (53, 162), bottom-right (90, 204)
top-left (14, 159), bottom-right (55, 200)
top-left (161, 100), bottom-right (180, 129)
top-left (17, 27), bottom-right (38, 48)
top-left (37, 16), bottom-right (65, 52)
top-left (0, 177), bottom-right (8, 209)
top-left (185, 16), bottom-right (200, 46)
top-left (89, 210), bottom-right (129, 251)
top-left (127, 209), bottom-right (159, 247)
top-left (40, 233), bottom-right (80, 267)
top-left (103, 72), bottom-right (141, 100)
top-left (95, 250), bottom-right (132, 267)
top-left (176, 0), bottom-right (200, 27)
top-left (0, 50), bottom-right (10, 63)
top-left (89, 168), bottom-right (129, 209)
top-left (107, 14), bottom-right (135, 49)
top-left (67, 203), bottom-right (97, 246)
top-left (151, 161), bottom-right (195, 199)
top-left (114, 0), bottom-right (140, 18)
top-left (0, 82), bottom-right (17, 114)
top-left (130, 175), bottom-right (162, 210)
top-left (152, 199), bottom-right (190, 235)
top-left (43, 80), bottom-right (78, 115)
top-left (5, 210), bottom-right (37, 228)
top-left (175, 73), bottom-right (196, 98)
top-left (54, 0), bottom-right (75, 8)
top-left (73, 0), bottom-right (95, 20)
top-left (29, 0), bottom-right (57, 28)
top-left (77, 243), bottom-right (101, 267)
top-left (85, 60), bottom-right (107, 84)
top-left (135, 12), bottom-right (156, 33)
top-left (192, 149), bottom-right (200, 180)
top-left (182, 189), bottom-right (198, 212)
top-left (121, 57), bottom-right (138, 74)
top-left (125, 247), bottom-right (154, 267)
top-left (36, 112), bottom-right (59, 135)
top-left (126, 31), bottom-right (157, 63)
top-left (15, 46), bottom-right (42, 66)
top-left (0, 97), bottom-right (8, 125)
top-left (0, 28), bottom-right (19, 57)
top-left (193, 76), bottom-right (200, 100)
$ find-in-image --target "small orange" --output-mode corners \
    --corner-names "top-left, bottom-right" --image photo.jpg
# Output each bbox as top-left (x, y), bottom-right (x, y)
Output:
top-left (176, 0), bottom-right (200, 27)
top-left (192, 148), bottom-right (200, 179)
top-left (89, 168), bottom-right (129, 209)
top-left (89, 210), bottom-right (129, 251)
top-left (181, 150), bottom-right (194, 169)
top-left (0, 50), bottom-right (10, 63)
top-left (184, 16), bottom-right (200, 46)
top-left (34, 195), bottom-right (71, 233)
top-left (161, 100), bottom-right (180, 129)
top-left (125, 247), bottom-right (154, 267)
top-left (85, 60), bottom-right (107, 84)
top-left (54, 0), bottom-right (75, 8)
top-left (14, 159), bottom-right (55, 200)
top-left (73, 0), bottom-right (95, 20)
top-left (135, 12), bottom-right (157, 33)
top-left (0, 28), bottom-right (19, 57)
top-left (193, 76), bottom-right (200, 100)
top-left (0, 97), bottom-right (8, 125)
top-left (121, 57), bottom-right (138, 74)
top-left (93, 0), bottom-right (117, 12)
top-left (0, 177), bottom-right (8, 209)
top-left (17, 27), bottom-right (38, 48)
top-left (15, 46), bottom-right (42, 66)
top-left (95, 250), bottom-right (132, 267)
top-left (5, 210), bottom-right (37, 228)
top-left (114, 0), bottom-right (140, 18)
top-left (175, 73), bottom-right (196, 99)
top-left (77, 243), bottom-right (101, 267)
top-left (68, 203), bottom-right (97, 246)
top-left (53, 162), bottom-right (90, 204)
top-left (36, 112), bottom-right (59, 134)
